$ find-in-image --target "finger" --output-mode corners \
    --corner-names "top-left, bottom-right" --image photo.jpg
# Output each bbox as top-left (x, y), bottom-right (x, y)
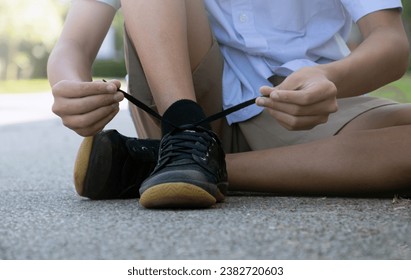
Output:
top-left (259, 86), bottom-right (275, 97)
top-left (267, 109), bottom-right (329, 131)
top-left (277, 82), bottom-right (337, 106)
top-left (257, 96), bottom-right (338, 116)
top-left (53, 80), bottom-right (118, 99)
top-left (62, 103), bottom-right (119, 131)
top-left (104, 79), bottom-right (122, 90)
top-left (75, 107), bottom-right (120, 137)
top-left (271, 89), bottom-right (322, 106)
top-left (52, 91), bottom-right (123, 116)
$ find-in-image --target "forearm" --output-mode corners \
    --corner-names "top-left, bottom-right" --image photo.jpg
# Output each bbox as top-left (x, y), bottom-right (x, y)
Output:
top-left (318, 12), bottom-right (409, 98)
top-left (47, 0), bottom-right (116, 87)
top-left (47, 41), bottom-right (94, 86)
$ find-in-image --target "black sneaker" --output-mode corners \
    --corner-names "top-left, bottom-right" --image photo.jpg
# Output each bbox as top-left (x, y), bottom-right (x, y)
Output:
top-left (74, 129), bottom-right (160, 199)
top-left (139, 125), bottom-right (228, 208)
top-left (101, 80), bottom-right (256, 207)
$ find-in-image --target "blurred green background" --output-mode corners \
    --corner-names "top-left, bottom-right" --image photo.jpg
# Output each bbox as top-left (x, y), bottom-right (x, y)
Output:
top-left (1, 0), bottom-right (411, 102)
top-left (0, 0), bottom-right (126, 93)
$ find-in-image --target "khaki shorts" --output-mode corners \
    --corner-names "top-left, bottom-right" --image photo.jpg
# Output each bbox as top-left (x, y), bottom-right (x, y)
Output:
top-left (124, 31), bottom-right (398, 153)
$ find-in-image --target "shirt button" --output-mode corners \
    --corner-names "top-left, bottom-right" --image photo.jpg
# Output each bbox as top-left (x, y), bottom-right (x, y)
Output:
top-left (239, 13), bottom-right (248, 23)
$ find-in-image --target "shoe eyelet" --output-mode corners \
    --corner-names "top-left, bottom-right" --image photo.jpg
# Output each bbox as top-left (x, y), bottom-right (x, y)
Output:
top-left (200, 152), bottom-right (209, 161)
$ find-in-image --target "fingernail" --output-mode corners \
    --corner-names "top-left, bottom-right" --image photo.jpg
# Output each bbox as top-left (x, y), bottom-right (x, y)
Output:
top-left (107, 84), bottom-right (116, 92)
top-left (270, 91), bottom-right (279, 99)
top-left (259, 86), bottom-right (272, 96)
top-left (256, 97), bottom-right (265, 106)
top-left (113, 92), bottom-right (124, 102)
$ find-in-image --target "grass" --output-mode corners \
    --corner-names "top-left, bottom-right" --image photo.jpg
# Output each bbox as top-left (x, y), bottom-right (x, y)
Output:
top-left (370, 74), bottom-right (411, 103)
top-left (2, 74), bottom-right (411, 103)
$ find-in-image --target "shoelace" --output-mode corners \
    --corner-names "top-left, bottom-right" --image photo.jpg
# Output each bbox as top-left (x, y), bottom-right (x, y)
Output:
top-left (156, 127), bottom-right (213, 168)
top-left (103, 79), bottom-right (257, 130)
top-left (104, 80), bottom-right (256, 170)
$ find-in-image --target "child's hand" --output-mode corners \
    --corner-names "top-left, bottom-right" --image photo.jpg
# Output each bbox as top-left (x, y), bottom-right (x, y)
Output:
top-left (51, 79), bottom-right (124, 136)
top-left (257, 67), bottom-right (338, 130)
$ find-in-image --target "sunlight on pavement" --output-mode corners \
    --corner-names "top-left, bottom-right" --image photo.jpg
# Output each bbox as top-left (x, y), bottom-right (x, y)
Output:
top-left (0, 92), bottom-right (129, 126)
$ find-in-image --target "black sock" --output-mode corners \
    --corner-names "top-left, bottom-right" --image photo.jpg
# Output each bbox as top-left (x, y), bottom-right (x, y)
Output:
top-left (161, 99), bottom-right (211, 135)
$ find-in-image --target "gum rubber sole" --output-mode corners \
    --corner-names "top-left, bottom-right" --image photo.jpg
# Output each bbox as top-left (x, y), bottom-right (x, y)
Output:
top-left (73, 136), bottom-right (94, 196)
top-left (139, 183), bottom-right (223, 209)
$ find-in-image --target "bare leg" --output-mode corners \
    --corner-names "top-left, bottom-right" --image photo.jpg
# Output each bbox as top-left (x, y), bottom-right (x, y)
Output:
top-left (121, 0), bottom-right (212, 114)
top-left (227, 104), bottom-right (411, 197)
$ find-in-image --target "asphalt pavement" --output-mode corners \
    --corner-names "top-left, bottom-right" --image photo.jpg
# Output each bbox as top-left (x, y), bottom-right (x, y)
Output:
top-left (0, 93), bottom-right (410, 260)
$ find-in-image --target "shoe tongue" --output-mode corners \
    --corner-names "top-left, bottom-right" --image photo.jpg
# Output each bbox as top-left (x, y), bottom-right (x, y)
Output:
top-left (173, 125), bottom-right (208, 137)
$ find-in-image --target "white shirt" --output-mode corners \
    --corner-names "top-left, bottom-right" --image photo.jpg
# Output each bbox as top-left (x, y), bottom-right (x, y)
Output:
top-left (204, 0), bottom-right (402, 124)
top-left (98, 0), bottom-right (402, 124)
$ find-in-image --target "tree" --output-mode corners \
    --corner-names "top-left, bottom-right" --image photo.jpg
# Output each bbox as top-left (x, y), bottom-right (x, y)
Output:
top-left (0, 0), bottom-right (67, 80)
